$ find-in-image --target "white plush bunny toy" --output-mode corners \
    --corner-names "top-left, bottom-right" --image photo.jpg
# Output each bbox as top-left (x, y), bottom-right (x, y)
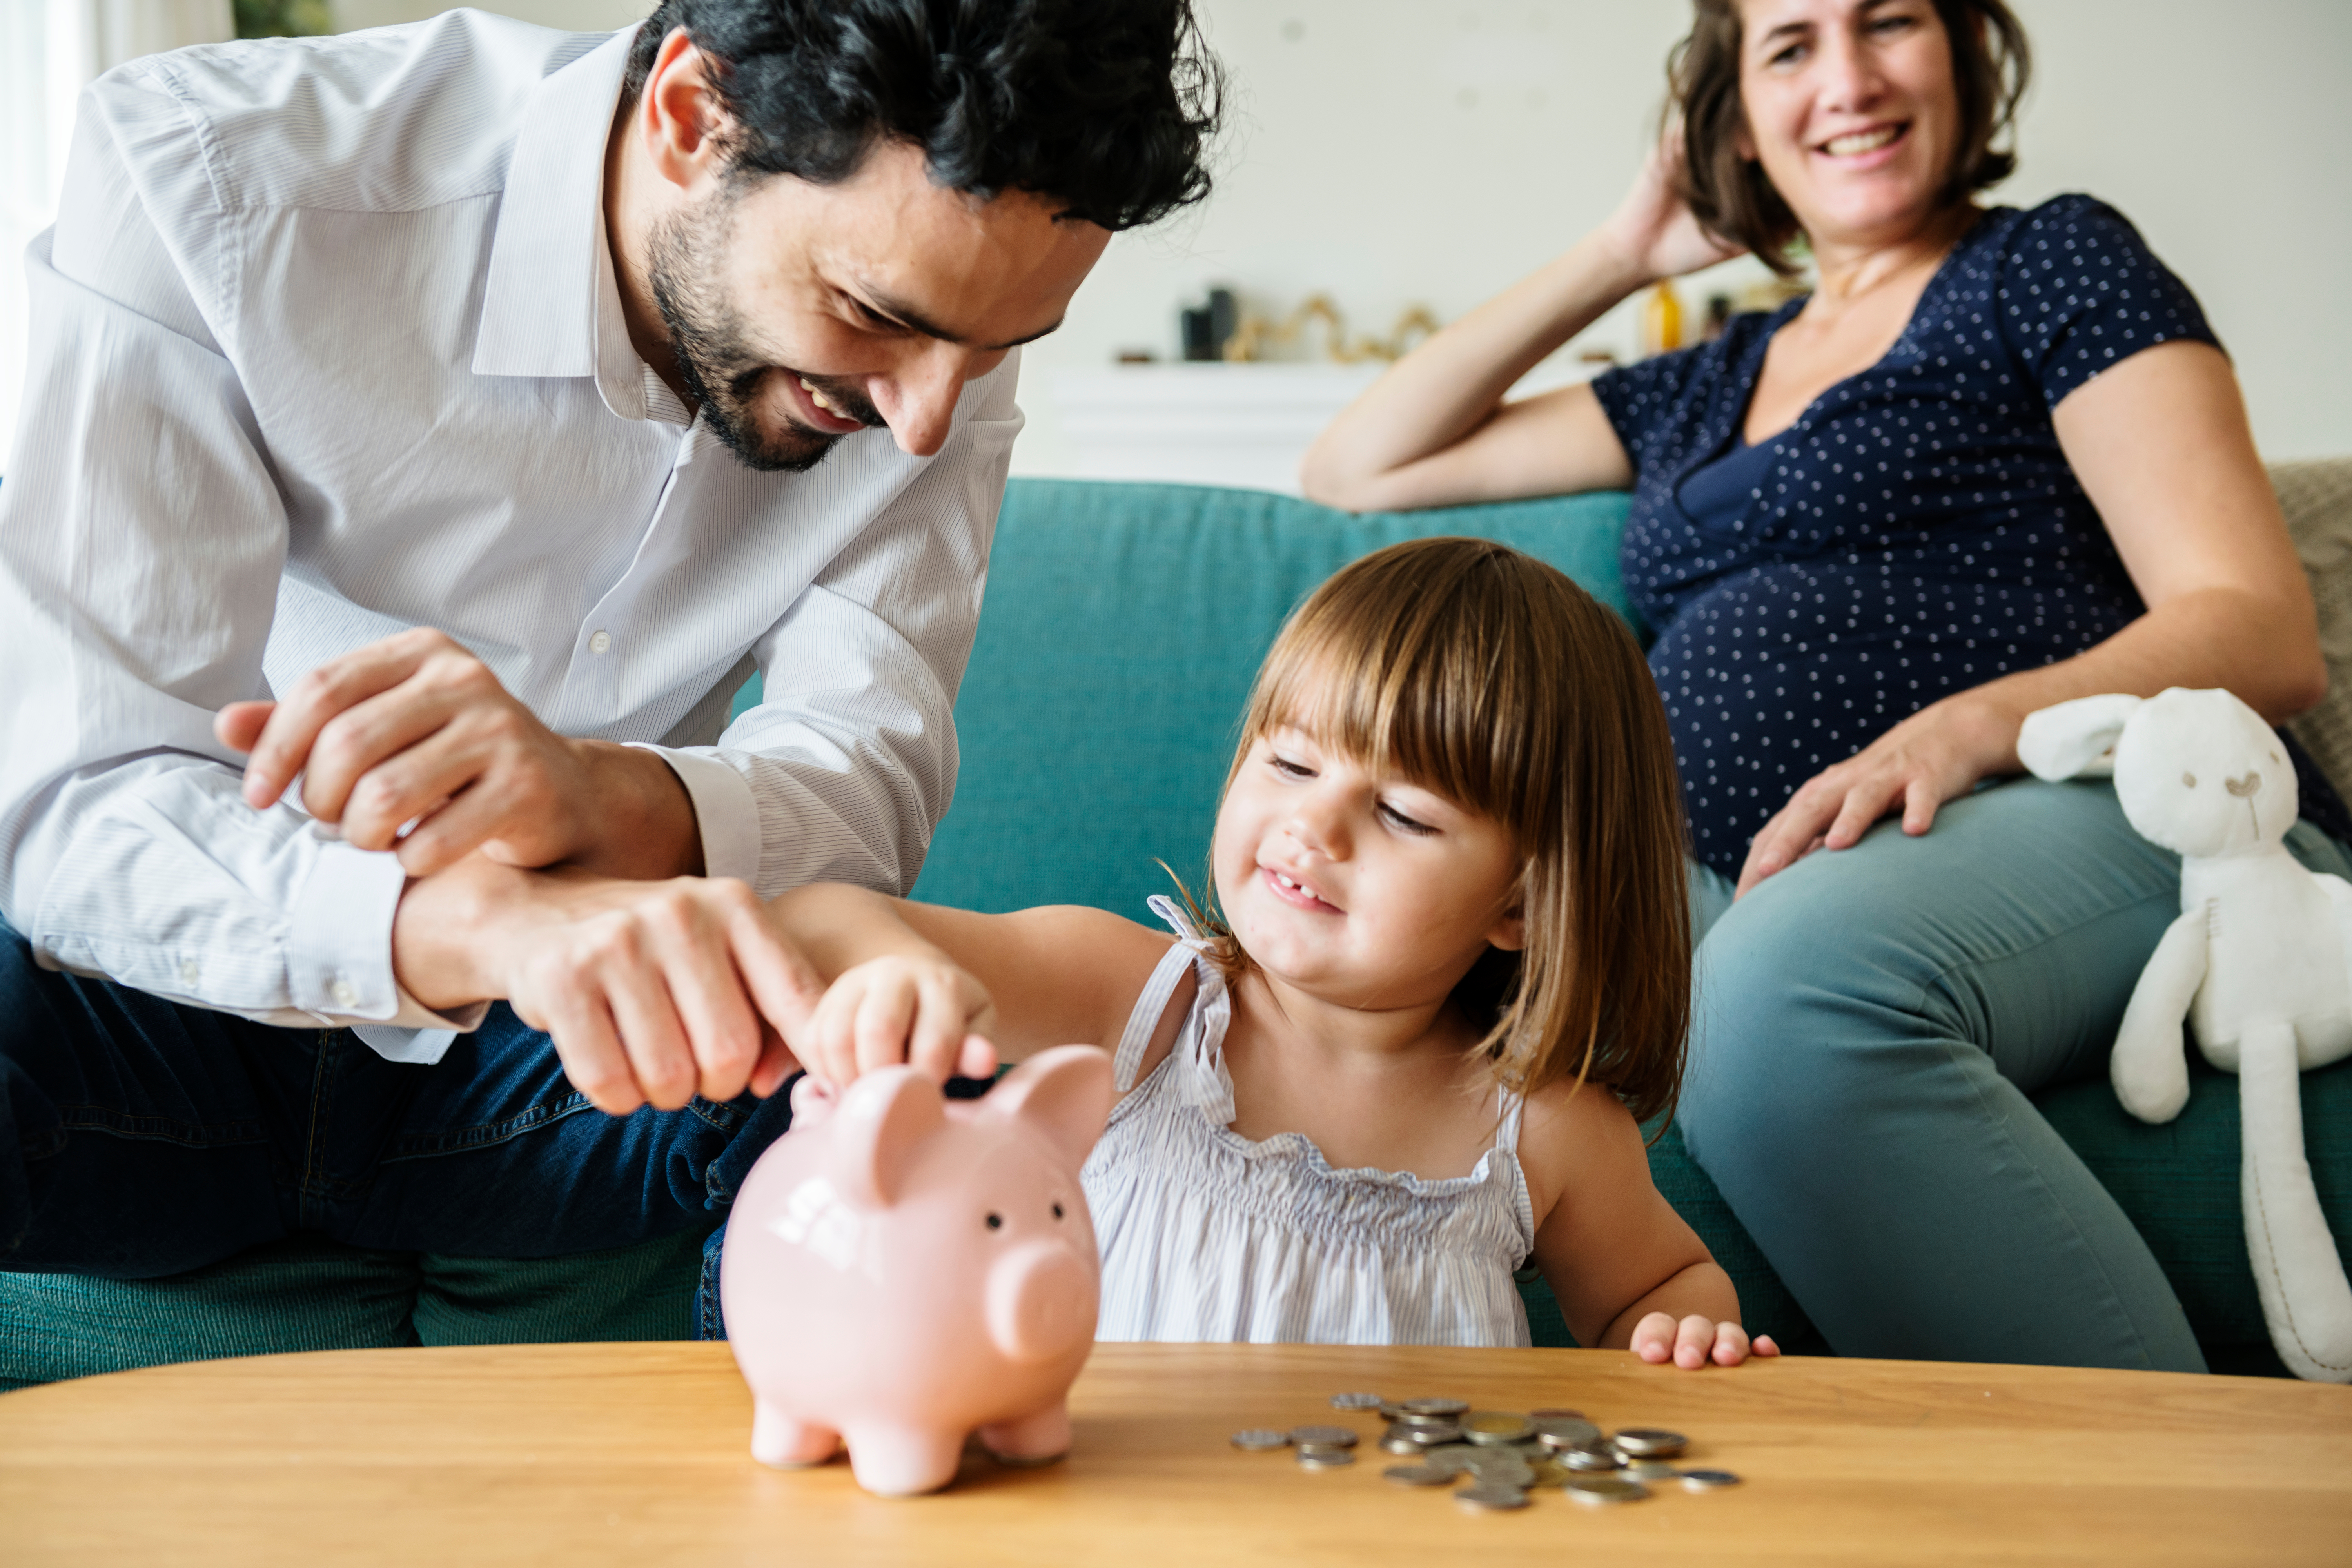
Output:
top-left (2019, 687), bottom-right (2352, 1382)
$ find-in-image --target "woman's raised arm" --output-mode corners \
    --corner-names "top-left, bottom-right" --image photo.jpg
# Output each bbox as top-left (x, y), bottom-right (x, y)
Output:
top-left (1299, 136), bottom-right (1742, 514)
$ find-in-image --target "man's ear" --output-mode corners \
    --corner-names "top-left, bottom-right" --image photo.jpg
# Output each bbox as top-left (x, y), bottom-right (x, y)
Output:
top-left (639, 26), bottom-right (731, 192)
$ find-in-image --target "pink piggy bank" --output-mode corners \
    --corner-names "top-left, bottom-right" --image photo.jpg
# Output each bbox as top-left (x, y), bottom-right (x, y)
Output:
top-left (720, 1044), bottom-right (1114, 1496)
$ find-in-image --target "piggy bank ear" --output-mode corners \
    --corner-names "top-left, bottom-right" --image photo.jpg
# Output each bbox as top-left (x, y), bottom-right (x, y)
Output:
top-left (980, 1045), bottom-right (1114, 1169)
top-left (2018, 693), bottom-right (2143, 781)
top-left (826, 1067), bottom-right (945, 1210)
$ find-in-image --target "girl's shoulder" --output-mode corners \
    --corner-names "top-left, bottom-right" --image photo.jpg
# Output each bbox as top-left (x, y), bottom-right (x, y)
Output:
top-left (1511, 1071), bottom-right (1650, 1229)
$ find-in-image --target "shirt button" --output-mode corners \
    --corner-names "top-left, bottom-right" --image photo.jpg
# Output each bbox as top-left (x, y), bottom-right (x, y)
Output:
top-left (588, 630), bottom-right (613, 655)
top-left (179, 958), bottom-right (201, 984)
top-left (331, 978), bottom-right (359, 1009)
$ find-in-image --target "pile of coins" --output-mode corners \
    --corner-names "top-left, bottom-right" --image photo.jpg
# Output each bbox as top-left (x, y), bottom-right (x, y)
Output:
top-left (1229, 1392), bottom-right (1741, 1514)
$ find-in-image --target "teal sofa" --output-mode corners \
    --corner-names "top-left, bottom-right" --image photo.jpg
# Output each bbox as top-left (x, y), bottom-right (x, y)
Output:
top-left (5, 477), bottom-right (2345, 1386)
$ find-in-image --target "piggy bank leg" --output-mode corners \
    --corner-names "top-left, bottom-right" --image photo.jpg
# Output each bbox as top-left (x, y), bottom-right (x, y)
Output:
top-left (979, 1402), bottom-right (1071, 1468)
top-left (750, 1401), bottom-right (840, 1469)
top-left (841, 1424), bottom-right (966, 1497)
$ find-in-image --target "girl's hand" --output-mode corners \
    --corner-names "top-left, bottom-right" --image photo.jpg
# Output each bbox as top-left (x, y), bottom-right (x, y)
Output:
top-left (796, 953), bottom-right (999, 1089)
top-left (1595, 125), bottom-right (1746, 287)
top-left (1631, 1312), bottom-right (1779, 1369)
top-left (1735, 692), bottom-right (2021, 898)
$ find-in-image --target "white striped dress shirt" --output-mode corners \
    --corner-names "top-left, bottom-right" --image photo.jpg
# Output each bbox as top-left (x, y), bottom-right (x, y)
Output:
top-left (0, 12), bottom-right (1021, 1064)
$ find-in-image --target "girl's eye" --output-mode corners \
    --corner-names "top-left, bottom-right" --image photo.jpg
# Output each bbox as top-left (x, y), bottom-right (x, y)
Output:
top-left (1379, 802), bottom-right (1436, 836)
top-left (1270, 753), bottom-right (1313, 780)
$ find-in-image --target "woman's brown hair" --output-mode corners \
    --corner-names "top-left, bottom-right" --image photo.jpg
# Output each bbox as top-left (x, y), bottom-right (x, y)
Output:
top-left (1176, 538), bottom-right (1692, 1128)
top-left (1670, 0), bottom-right (2031, 274)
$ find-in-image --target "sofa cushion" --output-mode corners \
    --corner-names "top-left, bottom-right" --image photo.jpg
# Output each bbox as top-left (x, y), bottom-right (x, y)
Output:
top-left (0, 1223), bottom-right (716, 1390)
top-left (2276, 457), bottom-right (2352, 794)
top-left (910, 479), bottom-right (1640, 920)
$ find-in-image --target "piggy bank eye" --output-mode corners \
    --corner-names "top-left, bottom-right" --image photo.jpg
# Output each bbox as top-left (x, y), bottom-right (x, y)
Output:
top-left (985, 1212), bottom-right (1003, 1231)
top-left (2181, 772), bottom-right (2197, 788)
top-left (1051, 1202), bottom-right (1065, 1221)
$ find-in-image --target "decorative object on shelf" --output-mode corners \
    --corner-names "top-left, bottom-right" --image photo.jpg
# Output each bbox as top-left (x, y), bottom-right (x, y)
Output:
top-left (1180, 287), bottom-right (1239, 361)
top-left (234, 0), bottom-right (329, 36)
top-left (1636, 280), bottom-right (1684, 359)
top-left (1700, 293), bottom-right (1734, 343)
top-left (1221, 294), bottom-right (1443, 365)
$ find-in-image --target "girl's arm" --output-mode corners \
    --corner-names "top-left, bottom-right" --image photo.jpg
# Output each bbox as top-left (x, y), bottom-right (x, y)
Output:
top-left (1296, 135), bottom-right (1741, 514)
top-left (1519, 1078), bottom-right (1778, 1367)
top-left (1734, 339), bottom-right (2327, 896)
top-left (768, 884), bottom-right (1181, 1087)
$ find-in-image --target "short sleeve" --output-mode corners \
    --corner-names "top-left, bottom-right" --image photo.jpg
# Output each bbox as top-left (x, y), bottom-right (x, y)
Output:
top-left (1591, 342), bottom-right (1719, 481)
top-left (1997, 194), bottom-right (2219, 408)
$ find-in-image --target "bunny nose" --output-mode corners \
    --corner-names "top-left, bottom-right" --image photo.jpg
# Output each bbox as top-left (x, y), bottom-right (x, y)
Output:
top-left (2225, 771), bottom-right (2263, 799)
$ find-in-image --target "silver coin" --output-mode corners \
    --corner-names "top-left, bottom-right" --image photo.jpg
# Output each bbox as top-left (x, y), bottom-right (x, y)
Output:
top-left (1563, 1476), bottom-right (1651, 1505)
top-left (1289, 1425), bottom-right (1359, 1448)
top-left (1419, 1445), bottom-right (1484, 1474)
top-left (1392, 1411), bottom-right (1460, 1431)
top-left (1613, 1428), bottom-right (1689, 1458)
top-left (1379, 1400), bottom-right (1405, 1421)
top-left (1534, 1419), bottom-right (1603, 1450)
top-left (1230, 1428), bottom-right (1290, 1451)
top-left (1454, 1485), bottom-right (1531, 1512)
top-left (1329, 1391), bottom-right (1385, 1412)
top-left (1382, 1464), bottom-right (1458, 1487)
top-left (1626, 1460), bottom-right (1684, 1481)
top-left (1379, 1434), bottom-right (1426, 1456)
top-left (1399, 1397), bottom-right (1470, 1417)
top-left (1563, 1440), bottom-right (1626, 1471)
top-left (1469, 1461), bottom-right (1537, 1489)
top-left (1462, 1412), bottom-right (1536, 1446)
top-left (1527, 1407), bottom-right (1586, 1422)
top-left (1679, 1469), bottom-right (1742, 1490)
top-left (1296, 1447), bottom-right (1356, 1469)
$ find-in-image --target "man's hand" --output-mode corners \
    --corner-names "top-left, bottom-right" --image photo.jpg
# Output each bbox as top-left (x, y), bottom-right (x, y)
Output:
top-left (216, 626), bottom-right (698, 879)
top-left (797, 954), bottom-right (999, 1089)
top-left (398, 861), bottom-right (824, 1115)
top-left (1735, 692), bottom-right (2022, 898)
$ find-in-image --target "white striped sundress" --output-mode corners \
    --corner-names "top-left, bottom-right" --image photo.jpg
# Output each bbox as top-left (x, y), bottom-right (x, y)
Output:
top-left (1080, 897), bottom-right (1537, 1347)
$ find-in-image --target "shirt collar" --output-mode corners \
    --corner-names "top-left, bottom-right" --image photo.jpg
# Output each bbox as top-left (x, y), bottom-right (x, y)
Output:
top-left (470, 27), bottom-right (641, 389)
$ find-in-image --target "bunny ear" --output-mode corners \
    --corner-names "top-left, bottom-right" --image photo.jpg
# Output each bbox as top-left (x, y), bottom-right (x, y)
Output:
top-left (978, 1045), bottom-right (1114, 1169)
top-left (826, 1067), bottom-right (945, 1210)
top-left (2018, 694), bottom-right (2144, 781)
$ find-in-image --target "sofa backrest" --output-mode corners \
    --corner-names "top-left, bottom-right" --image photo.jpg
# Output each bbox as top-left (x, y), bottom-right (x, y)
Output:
top-left (907, 479), bottom-right (1635, 918)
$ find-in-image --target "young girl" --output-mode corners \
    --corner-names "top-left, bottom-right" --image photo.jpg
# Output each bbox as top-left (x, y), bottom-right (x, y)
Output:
top-left (769, 537), bottom-right (1775, 1366)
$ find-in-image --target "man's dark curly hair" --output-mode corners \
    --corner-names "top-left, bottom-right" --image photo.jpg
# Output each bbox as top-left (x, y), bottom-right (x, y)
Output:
top-left (622, 0), bottom-right (1222, 232)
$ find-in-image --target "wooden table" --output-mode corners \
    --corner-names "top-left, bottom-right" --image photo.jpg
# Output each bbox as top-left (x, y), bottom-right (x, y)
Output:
top-left (2, 1342), bottom-right (2347, 1565)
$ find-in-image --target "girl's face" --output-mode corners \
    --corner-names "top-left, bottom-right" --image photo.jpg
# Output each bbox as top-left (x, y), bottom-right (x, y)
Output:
top-left (1212, 726), bottom-right (1526, 1012)
top-left (1734, 0), bottom-right (1962, 251)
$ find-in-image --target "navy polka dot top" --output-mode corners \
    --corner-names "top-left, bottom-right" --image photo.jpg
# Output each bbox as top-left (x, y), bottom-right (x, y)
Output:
top-left (1595, 194), bottom-right (2288, 877)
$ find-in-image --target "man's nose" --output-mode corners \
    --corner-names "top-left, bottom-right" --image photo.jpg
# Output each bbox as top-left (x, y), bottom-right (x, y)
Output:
top-left (873, 344), bottom-right (977, 459)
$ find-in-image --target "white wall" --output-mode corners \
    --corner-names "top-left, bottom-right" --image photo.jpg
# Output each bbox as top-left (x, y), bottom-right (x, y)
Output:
top-left (1016, 0), bottom-right (2352, 473)
top-left (16, 0), bottom-right (2342, 477)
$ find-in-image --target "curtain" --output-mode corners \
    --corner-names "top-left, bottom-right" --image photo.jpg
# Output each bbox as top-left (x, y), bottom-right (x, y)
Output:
top-left (0, 0), bottom-right (235, 475)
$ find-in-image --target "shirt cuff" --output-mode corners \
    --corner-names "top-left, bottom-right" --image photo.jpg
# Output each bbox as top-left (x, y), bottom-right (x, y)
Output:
top-left (632, 742), bottom-right (762, 884)
top-left (286, 838), bottom-right (488, 1033)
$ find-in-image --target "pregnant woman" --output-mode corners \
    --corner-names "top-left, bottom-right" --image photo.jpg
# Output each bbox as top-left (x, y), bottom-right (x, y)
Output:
top-left (1302, 0), bottom-right (2347, 1371)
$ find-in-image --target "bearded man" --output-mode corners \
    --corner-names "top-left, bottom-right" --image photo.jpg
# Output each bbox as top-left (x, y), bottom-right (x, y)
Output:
top-left (0, 0), bottom-right (1218, 1280)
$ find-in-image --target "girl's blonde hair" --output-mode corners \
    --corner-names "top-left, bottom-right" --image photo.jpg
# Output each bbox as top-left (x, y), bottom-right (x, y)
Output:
top-left (1182, 537), bottom-right (1691, 1125)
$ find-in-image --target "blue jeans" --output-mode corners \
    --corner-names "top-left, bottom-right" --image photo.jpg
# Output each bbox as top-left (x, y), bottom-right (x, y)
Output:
top-left (0, 922), bottom-right (795, 1279)
top-left (1677, 776), bottom-right (2352, 1373)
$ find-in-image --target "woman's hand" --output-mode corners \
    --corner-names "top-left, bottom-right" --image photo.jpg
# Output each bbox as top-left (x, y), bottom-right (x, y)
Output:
top-left (1736, 693), bottom-right (2021, 897)
top-left (795, 953), bottom-right (999, 1089)
top-left (1630, 1311), bottom-right (1779, 1368)
top-left (1595, 125), bottom-right (1747, 287)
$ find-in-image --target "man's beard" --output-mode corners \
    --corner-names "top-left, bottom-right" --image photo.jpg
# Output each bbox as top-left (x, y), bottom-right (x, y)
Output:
top-left (645, 187), bottom-right (882, 474)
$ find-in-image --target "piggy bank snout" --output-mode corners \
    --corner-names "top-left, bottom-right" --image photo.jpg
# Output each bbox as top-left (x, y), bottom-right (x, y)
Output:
top-left (986, 1239), bottom-right (1097, 1363)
